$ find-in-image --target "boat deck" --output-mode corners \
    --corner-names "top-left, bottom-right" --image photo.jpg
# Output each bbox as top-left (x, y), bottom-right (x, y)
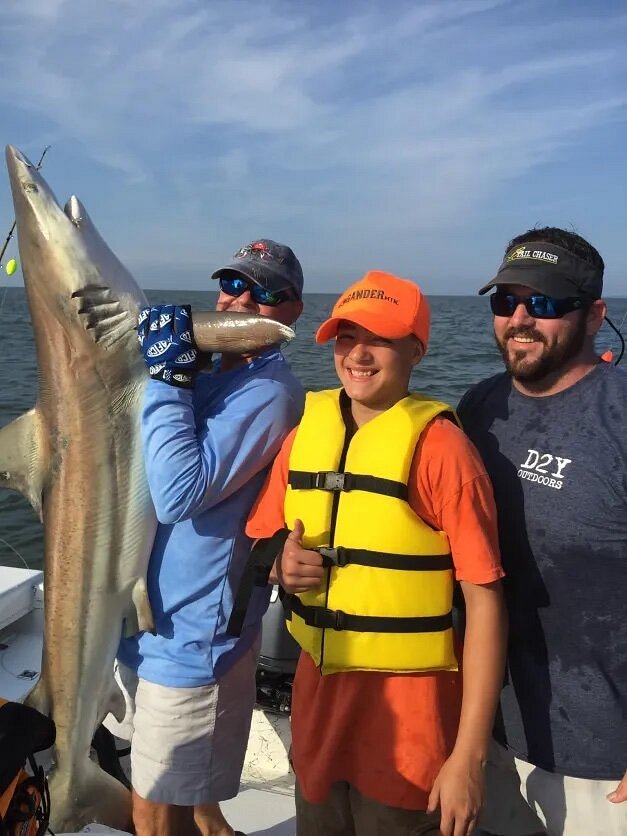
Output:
top-left (0, 566), bottom-right (297, 835)
top-left (58, 784), bottom-right (297, 836)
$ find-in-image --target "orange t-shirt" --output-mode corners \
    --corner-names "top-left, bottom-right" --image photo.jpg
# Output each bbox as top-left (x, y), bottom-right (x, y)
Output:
top-left (246, 416), bottom-right (504, 811)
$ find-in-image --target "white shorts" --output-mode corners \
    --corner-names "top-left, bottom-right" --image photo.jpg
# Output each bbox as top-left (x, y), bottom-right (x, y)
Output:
top-left (108, 639), bottom-right (260, 806)
top-left (479, 740), bottom-right (627, 836)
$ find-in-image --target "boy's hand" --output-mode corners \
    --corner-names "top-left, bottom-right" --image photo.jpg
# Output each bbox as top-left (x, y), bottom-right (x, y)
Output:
top-left (427, 750), bottom-right (484, 836)
top-left (272, 519), bottom-right (324, 594)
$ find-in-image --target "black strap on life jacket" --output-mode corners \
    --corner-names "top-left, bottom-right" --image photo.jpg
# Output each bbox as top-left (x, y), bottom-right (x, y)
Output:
top-left (285, 593), bottom-right (453, 634)
top-left (288, 469), bottom-right (408, 501)
top-left (227, 528), bottom-right (291, 637)
top-left (318, 546), bottom-right (452, 570)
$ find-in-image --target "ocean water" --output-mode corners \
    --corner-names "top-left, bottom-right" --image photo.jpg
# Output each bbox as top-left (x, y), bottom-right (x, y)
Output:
top-left (0, 287), bottom-right (624, 571)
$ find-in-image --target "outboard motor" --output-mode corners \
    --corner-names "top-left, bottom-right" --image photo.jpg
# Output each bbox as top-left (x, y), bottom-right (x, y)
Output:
top-left (256, 586), bottom-right (300, 714)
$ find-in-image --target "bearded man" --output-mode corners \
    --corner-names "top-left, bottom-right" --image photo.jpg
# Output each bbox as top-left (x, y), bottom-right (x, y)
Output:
top-left (458, 227), bottom-right (627, 836)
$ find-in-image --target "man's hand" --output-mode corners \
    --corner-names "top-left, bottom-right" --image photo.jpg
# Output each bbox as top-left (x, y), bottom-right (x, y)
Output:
top-left (427, 751), bottom-right (484, 836)
top-left (271, 519), bottom-right (324, 594)
top-left (137, 304), bottom-right (199, 389)
top-left (607, 770), bottom-right (627, 804)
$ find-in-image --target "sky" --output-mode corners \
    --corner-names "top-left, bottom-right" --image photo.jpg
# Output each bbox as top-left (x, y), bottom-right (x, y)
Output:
top-left (0, 0), bottom-right (627, 295)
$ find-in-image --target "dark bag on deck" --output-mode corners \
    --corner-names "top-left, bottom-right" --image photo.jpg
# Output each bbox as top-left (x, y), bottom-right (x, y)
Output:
top-left (0, 699), bottom-right (56, 836)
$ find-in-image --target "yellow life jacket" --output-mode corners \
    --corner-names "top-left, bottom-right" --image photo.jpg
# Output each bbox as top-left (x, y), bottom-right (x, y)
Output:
top-left (284, 388), bottom-right (458, 675)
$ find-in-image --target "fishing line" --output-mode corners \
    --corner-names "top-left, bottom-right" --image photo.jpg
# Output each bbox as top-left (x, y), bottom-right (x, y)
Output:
top-left (0, 147), bottom-right (51, 329)
top-left (0, 145), bottom-right (50, 273)
top-left (0, 536), bottom-right (31, 570)
top-left (604, 315), bottom-right (625, 365)
top-left (0, 645), bottom-right (19, 676)
top-left (0, 536), bottom-right (38, 680)
top-left (0, 149), bottom-right (50, 573)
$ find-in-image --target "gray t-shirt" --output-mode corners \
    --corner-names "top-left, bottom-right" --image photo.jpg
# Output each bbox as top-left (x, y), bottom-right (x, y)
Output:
top-left (458, 362), bottom-right (626, 780)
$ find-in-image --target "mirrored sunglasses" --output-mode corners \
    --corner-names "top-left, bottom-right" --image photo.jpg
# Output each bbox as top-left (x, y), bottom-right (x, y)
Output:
top-left (219, 275), bottom-right (293, 307)
top-left (490, 291), bottom-right (586, 320)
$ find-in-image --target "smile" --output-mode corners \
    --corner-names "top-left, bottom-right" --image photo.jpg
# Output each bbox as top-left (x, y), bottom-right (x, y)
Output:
top-left (347, 368), bottom-right (376, 378)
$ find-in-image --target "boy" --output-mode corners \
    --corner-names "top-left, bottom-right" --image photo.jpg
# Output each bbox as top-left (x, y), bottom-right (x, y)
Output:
top-left (246, 270), bottom-right (507, 836)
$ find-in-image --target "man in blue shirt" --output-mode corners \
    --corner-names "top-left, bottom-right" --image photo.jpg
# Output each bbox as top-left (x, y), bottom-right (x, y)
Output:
top-left (458, 227), bottom-right (626, 836)
top-left (117, 240), bottom-right (305, 836)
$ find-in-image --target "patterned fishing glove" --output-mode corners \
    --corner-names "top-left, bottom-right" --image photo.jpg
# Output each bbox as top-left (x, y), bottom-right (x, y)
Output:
top-left (137, 304), bottom-right (199, 389)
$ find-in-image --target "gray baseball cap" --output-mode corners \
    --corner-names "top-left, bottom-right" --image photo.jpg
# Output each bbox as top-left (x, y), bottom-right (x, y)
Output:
top-left (212, 239), bottom-right (304, 299)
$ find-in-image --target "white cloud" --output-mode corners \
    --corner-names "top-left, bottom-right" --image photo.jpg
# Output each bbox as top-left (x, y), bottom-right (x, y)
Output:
top-left (0, 1), bottom-right (626, 290)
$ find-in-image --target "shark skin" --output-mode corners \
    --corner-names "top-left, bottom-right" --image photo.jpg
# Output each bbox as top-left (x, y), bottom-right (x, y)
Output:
top-left (0, 145), bottom-right (293, 832)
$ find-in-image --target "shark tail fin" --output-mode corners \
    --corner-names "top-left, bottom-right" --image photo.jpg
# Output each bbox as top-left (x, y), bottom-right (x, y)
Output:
top-left (48, 758), bottom-right (132, 834)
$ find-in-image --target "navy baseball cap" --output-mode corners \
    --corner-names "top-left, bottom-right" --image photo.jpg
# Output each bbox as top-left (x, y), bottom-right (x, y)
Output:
top-left (211, 239), bottom-right (304, 299)
top-left (479, 241), bottom-right (603, 300)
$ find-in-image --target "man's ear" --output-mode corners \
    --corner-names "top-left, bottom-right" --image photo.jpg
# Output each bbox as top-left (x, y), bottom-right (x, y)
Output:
top-left (292, 299), bottom-right (303, 322)
top-left (587, 299), bottom-right (606, 337)
top-left (272, 298), bottom-right (303, 328)
top-left (287, 299), bottom-right (304, 324)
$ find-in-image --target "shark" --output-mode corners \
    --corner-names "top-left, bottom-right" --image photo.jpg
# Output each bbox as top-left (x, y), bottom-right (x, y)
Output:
top-left (0, 145), bottom-right (294, 832)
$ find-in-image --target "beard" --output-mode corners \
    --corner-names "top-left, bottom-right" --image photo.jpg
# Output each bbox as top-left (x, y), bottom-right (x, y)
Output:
top-left (495, 312), bottom-right (588, 384)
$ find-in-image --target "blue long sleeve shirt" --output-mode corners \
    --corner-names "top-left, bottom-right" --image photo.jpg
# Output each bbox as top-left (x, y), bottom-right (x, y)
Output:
top-left (118, 348), bottom-right (304, 686)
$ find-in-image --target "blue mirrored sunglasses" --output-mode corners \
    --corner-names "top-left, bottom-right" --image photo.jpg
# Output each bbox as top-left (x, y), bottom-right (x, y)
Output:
top-left (490, 291), bottom-right (586, 320)
top-left (219, 275), bottom-right (293, 307)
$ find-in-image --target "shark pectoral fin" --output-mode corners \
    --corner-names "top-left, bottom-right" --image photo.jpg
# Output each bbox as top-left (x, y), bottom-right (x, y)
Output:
top-left (101, 665), bottom-right (136, 741)
top-left (0, 408), bottom-right (45, 516)
top-left (125, 577), bottom-right (155, 636)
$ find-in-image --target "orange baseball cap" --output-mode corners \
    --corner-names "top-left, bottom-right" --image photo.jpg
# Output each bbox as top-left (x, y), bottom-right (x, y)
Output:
top-left (315, 270), bottom-right (430, 350)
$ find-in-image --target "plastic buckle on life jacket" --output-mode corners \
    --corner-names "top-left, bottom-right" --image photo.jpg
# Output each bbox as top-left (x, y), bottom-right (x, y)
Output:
top-left (332, 609), bottom-right (346, 630)
top-left (305, 605), bottom-right (345, 630)
top-left (314, 471), bottom-right (345, 491)
top-left (318, 547), bottom-right (350, 567)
